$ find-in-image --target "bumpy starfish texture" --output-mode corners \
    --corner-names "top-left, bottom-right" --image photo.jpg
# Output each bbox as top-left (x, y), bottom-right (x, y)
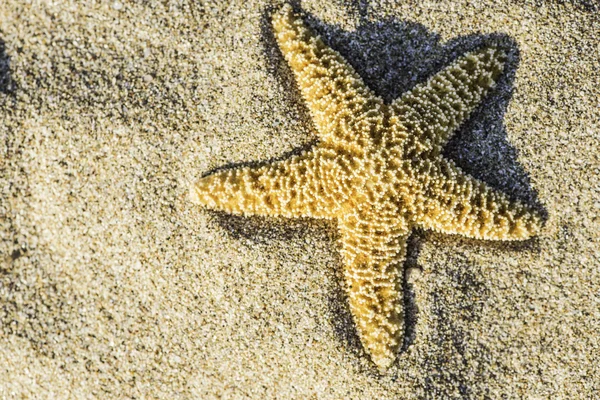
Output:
top-left (190, 4), bottom-right (543, 370)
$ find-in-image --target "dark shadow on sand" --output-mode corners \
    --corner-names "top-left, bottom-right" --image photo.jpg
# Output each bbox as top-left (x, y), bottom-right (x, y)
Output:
top-left (0, 39), bottom-right (16, 111)
top-left (0, 40), bottom-right (13, 94)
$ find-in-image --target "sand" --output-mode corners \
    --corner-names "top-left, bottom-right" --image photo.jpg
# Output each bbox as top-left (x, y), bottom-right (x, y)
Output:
top-left (0, 0), bottom-right (598, 398)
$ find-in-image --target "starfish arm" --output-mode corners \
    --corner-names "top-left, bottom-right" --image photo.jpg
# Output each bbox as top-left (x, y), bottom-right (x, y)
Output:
top-left (338, 211), bottom-right (409, 370)
top-left (390, 47), bottom-right (507, 157)
top-left (414, 158), bottom-right (543, 240)
top-left (272, 5), bottom-right (384, 148)
top-left (190, 149), bottom-right (337, 219)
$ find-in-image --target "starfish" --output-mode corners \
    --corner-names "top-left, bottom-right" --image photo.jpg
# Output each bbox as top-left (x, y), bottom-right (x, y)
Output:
top-left (189, 4), bottom-right (543, 370)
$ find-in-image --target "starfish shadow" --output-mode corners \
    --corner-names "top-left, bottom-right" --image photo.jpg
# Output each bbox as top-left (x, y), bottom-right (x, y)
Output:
top-left (205, 3), bottom-right (550, 373)
top-left (208, 210), bottom-right (330, 246)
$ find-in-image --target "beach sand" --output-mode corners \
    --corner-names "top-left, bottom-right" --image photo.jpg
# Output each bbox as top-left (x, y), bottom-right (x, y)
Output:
top-left (1, 0), bottom-right (598, 398)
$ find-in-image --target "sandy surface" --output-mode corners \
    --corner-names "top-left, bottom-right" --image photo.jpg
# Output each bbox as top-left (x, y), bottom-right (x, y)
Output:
top-left (1, 0), bottom-right (598, 398)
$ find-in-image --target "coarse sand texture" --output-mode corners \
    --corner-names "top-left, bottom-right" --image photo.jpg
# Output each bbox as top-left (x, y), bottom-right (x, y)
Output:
top-left (0, 0), bottom-right (598, 398)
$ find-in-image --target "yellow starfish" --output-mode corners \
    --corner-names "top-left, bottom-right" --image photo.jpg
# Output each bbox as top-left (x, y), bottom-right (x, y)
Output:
top-left (190, 4), bottom-right (543, 370)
